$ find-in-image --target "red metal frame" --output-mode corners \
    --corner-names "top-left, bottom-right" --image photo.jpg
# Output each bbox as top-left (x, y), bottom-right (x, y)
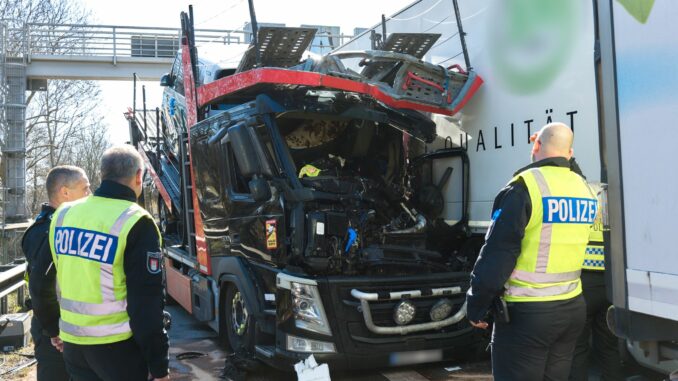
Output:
top-left (181, 38), bottom-right (212, 276)
top-left (451, 75), bottom-right (483, 116)
top-left (180, 36), bottom-right (483, 276)
top-left (197, 68), bottom-right (483, 117)
top-left (138, 148), bottom-right (173, 212)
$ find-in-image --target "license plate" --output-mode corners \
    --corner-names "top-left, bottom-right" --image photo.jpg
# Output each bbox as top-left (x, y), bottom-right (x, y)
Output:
top-left (389, 349), bottom-right (443, 366)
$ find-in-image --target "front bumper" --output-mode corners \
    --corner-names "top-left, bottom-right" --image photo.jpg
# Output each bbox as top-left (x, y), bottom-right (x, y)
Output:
top-left (263, 271), bottom-right (479, 370)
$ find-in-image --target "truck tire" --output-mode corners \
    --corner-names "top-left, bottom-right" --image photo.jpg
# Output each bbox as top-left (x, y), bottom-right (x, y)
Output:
top-left (223, 283), bottom-right (259, 370)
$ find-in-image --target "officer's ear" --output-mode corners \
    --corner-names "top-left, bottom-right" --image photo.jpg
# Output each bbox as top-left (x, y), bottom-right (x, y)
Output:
top-left (59, 183), bottom-right (73, 199)
top-left (135, 168), bottom-right (143, 185)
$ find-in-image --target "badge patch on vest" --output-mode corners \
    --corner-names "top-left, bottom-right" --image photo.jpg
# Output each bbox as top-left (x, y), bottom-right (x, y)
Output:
top-left (53, 227), bottom-right (118, 264)
top-left (147, 252), bottom-right (162, 274)
top-left (542, 197), bottom-right (597, 224)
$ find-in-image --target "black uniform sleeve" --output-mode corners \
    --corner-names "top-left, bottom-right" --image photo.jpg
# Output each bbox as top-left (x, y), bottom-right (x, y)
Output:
top-left (466, 181), bottom-right (531, 322)
top-left (124, 217), bottom-right (169, 379)
top-left (22, 223), bottom-right (61, 337)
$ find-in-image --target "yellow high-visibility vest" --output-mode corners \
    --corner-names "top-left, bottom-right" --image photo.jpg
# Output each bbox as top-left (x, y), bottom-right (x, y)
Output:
top-left (49, 195), bottom-right (160, 345)
top-left (299, 164), bottom-right (321, 178)
top-left (504, 166), bottom-right (597, 302)
top-left (583, 220), bottom-right (605, 271)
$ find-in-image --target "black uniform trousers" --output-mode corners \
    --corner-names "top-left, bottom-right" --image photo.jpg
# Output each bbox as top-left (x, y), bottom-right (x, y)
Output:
top-left (491, 295), bottom-right (586, 381)
top-left (63, 338), bottom-right (148, 381)
top-left (32, 318), bottom-right (70, 381)
top-left (569, 271), bottom-right (623, 381)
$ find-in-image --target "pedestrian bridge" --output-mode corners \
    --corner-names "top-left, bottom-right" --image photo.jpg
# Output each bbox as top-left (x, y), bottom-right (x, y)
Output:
top-left (14, 23), bottom-right (353, 81)
top-left (18, 24), bottom-right (249, 81)
top-left (0, 22), bottom-right (353, 221)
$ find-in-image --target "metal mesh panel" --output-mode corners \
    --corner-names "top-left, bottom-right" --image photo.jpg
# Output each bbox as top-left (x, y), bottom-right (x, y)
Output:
top-left (381, 33), bottom-right (441, 59)
top-left (0, 22), bottom-right (27, 221)
top-left (237, 27), bottom-right (317, 72)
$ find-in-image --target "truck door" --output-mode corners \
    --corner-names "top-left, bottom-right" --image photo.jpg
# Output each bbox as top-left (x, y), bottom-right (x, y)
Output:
top-left (411, 145), bottom-right (473, 263)
top-left (221, 124), bottom-right (284, 264)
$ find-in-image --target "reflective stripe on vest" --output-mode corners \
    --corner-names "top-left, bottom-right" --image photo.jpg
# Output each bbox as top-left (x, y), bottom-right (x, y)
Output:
top-left (50, 196), bottom-right (158, 345)
top-left (532, 169), bottom-right (553, 273)
top-left (505, 280), bottom-right (580, 298)
top-left (510, 269), bottom-right (582, 283)
top-left (60, 319), bottom-right (131, 338)
top-left (504, 166), bottom-right (597, 302)
top-left (59, 297), bottom-right (128, 316)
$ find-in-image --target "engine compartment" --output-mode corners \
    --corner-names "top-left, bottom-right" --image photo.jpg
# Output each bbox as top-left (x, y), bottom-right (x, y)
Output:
top-left (279, 114), bottom-right (464, 276)
top-left (186, 91), bottom-right (479, 277)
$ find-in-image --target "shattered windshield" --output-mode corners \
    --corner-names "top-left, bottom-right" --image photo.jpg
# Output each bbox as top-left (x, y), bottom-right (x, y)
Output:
top-left (276, 116), bottom-right (403, 184)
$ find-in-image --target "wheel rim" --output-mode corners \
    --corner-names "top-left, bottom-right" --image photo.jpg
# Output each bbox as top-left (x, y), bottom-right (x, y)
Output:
top-left (231, 291), bottom-right (248, 337)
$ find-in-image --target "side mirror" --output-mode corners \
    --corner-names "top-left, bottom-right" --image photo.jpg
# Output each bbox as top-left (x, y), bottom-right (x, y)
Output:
top-left (160, 73), bottom-right (174, 87)
top-left (229, 124), bottom-right (261, 177)
top-left (249, 177), bottom-right (271, 202)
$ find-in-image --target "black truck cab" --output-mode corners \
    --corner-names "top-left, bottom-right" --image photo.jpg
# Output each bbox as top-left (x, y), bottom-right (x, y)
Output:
top-left (130, 19), bottom-right (485, 371)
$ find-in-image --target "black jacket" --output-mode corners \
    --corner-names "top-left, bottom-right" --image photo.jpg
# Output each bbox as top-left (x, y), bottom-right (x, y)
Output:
top-left (466, 157), bottom-right (586, 322)
top-left (22, 203), bottom-right (60, 338)
top-left (92, 181), bottom-right (169, 378)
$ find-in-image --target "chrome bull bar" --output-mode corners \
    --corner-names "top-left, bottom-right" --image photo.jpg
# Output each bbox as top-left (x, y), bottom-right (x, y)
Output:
top-left (350, 287), bottom-right (467, 335)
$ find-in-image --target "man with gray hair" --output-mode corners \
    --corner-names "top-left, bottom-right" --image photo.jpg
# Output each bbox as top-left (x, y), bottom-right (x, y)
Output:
top-left (49, 145), bottom-right (169, 381)
top-left (23, 165), bottom-right (91, 381)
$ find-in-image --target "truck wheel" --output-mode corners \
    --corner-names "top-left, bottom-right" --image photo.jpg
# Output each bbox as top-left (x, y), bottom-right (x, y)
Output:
top-left (223, 283), bottom-right (259, 370)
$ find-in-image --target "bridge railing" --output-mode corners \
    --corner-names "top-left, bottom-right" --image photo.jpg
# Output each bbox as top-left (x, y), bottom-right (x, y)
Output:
top-left (10, 23), bottom-right (355, 62)
top-left (17, 24), bottom-right (247, 61)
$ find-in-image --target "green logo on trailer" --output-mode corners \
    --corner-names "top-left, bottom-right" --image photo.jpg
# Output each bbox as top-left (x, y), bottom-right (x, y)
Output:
top-left (489, 0), bottom-right (579, 94)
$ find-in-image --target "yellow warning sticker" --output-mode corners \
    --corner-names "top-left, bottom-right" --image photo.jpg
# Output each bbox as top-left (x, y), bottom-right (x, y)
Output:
top-left (266, 219), bottom-right (278, 250)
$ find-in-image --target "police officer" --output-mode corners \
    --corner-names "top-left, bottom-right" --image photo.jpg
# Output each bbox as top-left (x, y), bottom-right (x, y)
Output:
top-left (49, 145), bottom-right (169, 381)
top-left (23, 165), bottom-right (91, 381)
top-left (466, 122), bottom-right (597, 381)
top-left (569, 186), bottom-right (623, 381)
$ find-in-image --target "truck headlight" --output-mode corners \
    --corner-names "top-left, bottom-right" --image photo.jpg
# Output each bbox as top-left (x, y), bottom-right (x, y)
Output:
top-left (429, 298), bottom-right (454, 322)
top-left (394, 300), bottom-right (416, 325)
top-left (291, 282), bottom-right (332, 336)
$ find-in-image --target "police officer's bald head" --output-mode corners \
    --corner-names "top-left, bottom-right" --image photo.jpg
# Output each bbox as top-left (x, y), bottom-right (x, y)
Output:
top-left (101, 145), bottom-right (145, 197)
top-left (530, 122), bottom-right (574, 162)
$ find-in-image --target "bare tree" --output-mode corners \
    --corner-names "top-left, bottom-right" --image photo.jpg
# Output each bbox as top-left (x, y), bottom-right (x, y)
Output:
top-left (0, 0), bottom-right (110, 214)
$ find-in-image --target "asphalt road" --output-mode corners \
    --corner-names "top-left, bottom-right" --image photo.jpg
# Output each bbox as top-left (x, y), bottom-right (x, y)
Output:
top-left (166, 305), bottom-right (493, 381)
top-left (10, 305), bottom-right (667, 380)
top-left (166, 303), bottom-right (668, 381)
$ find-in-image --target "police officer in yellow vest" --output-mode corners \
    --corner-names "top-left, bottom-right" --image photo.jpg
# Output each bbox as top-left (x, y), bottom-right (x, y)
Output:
top-left (22, 165), bottom-right (91, 381)
top-left (49, 145), bottom-right (169, 381)
top-left (569, 186), bottom-right (623, 381)
top-left (466, 123), bottom-right (596, 381)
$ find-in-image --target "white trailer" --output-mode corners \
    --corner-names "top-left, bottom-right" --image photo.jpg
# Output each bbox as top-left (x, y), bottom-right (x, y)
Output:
top-left (340, 0), bottom-right (678, 374)
top-left (338, 0), bottom-right (601, 232)
top-left (597, 0), bottom-right (678, 374)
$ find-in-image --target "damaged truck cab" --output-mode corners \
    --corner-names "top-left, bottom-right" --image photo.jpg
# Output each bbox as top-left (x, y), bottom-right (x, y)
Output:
top-left (131, 9), bottom-right (484, 370)
top-left (190, 91), bottom-right (477, 368)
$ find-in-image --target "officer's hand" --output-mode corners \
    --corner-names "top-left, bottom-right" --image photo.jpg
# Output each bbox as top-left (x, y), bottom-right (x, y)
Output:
top-left (469, 320), bottom-right (489, 329)
top-left (50, 336), bottom-right (64, 352)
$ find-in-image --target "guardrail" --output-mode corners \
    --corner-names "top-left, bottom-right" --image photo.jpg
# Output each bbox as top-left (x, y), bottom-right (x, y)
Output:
top-left (9, 23), bottom-right (355, 63)
top-left (0, 262), bottom-right (26, 314)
